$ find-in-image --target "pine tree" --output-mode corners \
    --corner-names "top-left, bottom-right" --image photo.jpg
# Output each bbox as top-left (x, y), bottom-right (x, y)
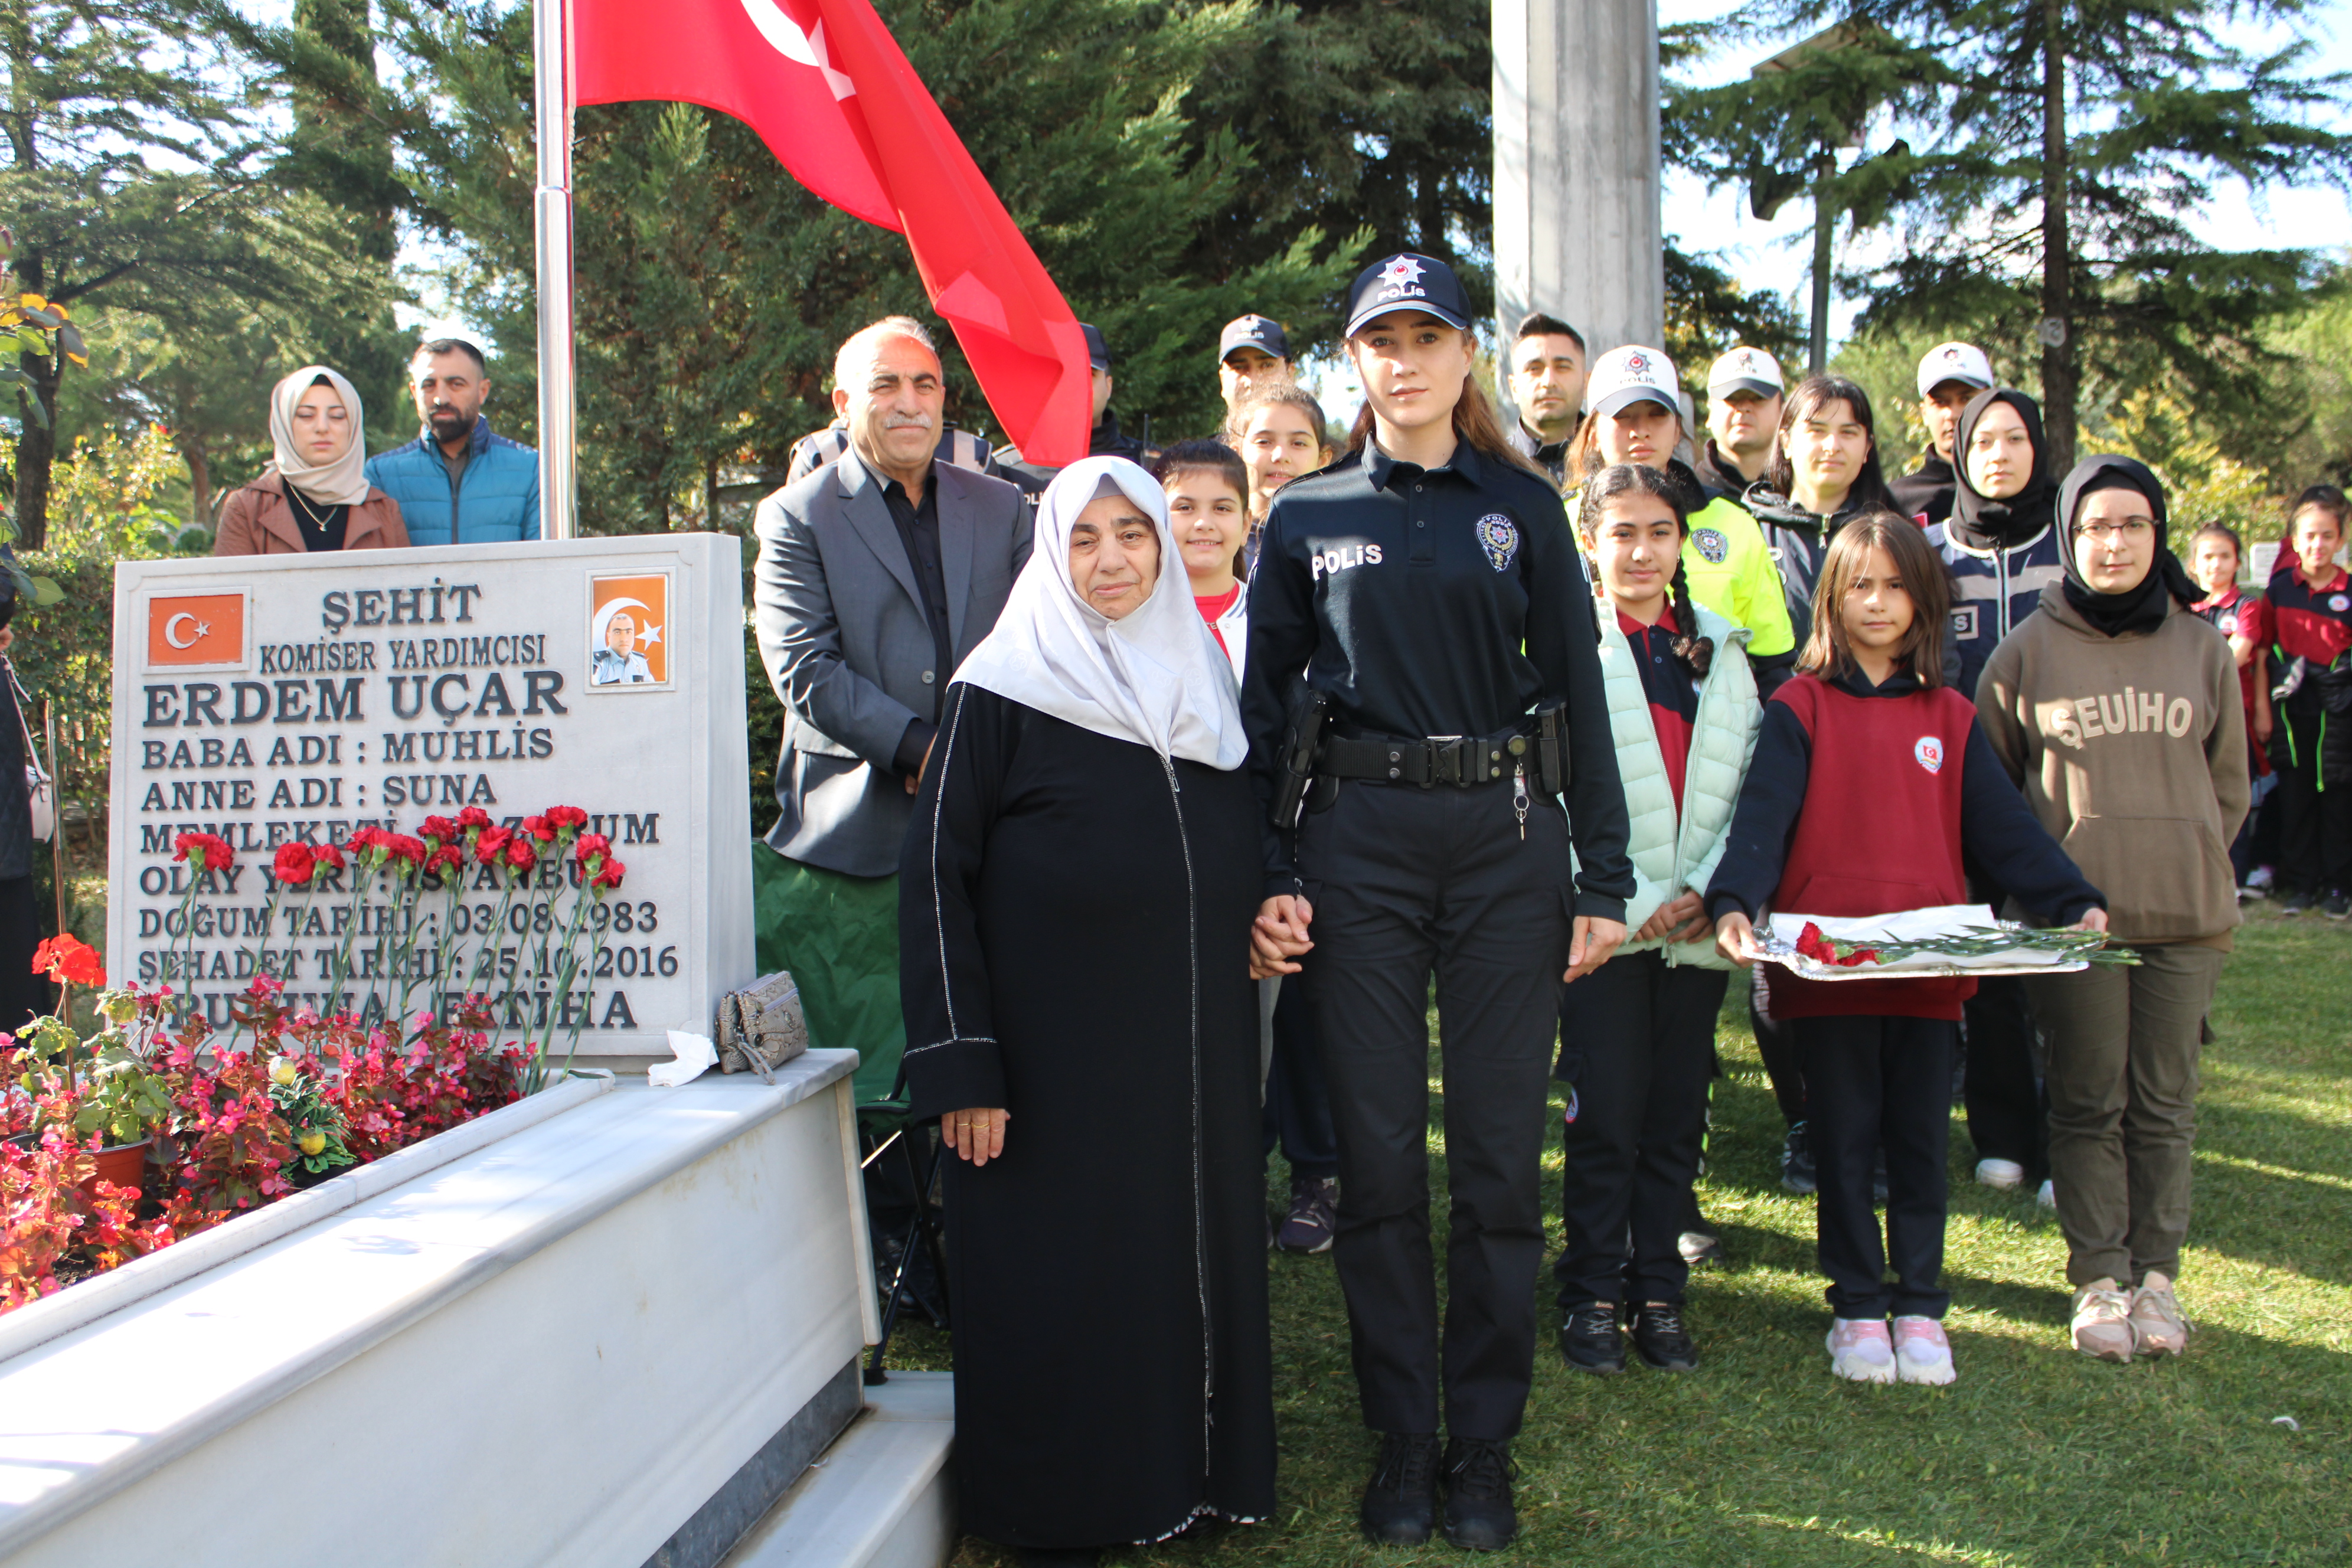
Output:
top-left (1674, 0), bottom-right (2352, 472)
top-left (0, 0), bottom-right (366, 547)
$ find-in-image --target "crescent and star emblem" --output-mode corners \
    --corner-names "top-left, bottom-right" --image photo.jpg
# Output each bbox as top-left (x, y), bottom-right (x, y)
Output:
top-left (740, 0), bottom-right (857, 100)
top-left (164, 612), bottom-right (210, 649)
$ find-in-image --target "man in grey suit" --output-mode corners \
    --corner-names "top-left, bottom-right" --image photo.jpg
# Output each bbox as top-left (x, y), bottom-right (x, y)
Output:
top-left (753, 315), bottom-right (1031, 1106)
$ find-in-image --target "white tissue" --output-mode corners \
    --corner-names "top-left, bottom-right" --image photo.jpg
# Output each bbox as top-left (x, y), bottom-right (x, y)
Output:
top-left (648, 1028), bottom-right (718, 1087)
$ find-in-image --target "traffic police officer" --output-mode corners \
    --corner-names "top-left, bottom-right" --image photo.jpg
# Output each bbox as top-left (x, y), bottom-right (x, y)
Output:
top-left (1242, 253), bottom-right (1634, 1553)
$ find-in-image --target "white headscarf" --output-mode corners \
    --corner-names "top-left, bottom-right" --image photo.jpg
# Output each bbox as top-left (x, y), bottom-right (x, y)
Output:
top-left (267, 365), bottom-right (372, 507)
top-left (953, 456), bottom-right (1247, 770)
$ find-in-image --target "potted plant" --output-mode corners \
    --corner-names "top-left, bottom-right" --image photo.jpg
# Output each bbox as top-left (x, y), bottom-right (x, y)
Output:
top-left (11, 936), bottom-right (171, 1198)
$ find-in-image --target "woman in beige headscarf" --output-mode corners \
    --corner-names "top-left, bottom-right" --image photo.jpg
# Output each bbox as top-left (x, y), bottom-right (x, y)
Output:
top-left (215, 366), bottom-right (408, 554)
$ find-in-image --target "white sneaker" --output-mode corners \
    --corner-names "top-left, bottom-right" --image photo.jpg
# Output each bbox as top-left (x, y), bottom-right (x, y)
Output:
top-left (2036, 1178), bottom-right (2056, 1209)
top-left (1826, 1318), bottom-right (1896, 1383)
top-left (2248, 865), bottom-right (2276, 893)
top-left (2072, 1279), bottom-right (2139, 1363)
top-left (1975, 1158), bottom-right (2025, 1190)
top-left (1893, 1316), bottom-right (1956, 1385)
top-left (2129, 1271), bottom-right (2190, 1356)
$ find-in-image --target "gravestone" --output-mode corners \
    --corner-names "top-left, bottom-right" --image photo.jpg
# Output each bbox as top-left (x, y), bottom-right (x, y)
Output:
top-left (106, 535), bottom-right (754, 1069)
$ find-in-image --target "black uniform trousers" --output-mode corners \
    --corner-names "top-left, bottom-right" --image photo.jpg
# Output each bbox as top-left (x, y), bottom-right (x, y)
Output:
top-left (1262, 978), bottom-right (1340, 1180)
top-left (1961, 974), bottom-right (2046, 1177)
top-left (1553, 950), bottom-right (1727, 1308)
top-left (1298, 778), bottom-right (1572, 1442)
top-left (1796, 1013), bottom-right (1957, 1320)
top-left (2273, 708), bottom-right (2352, 895)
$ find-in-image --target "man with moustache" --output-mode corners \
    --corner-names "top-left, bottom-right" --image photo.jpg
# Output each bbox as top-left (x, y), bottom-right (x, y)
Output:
top-left (754, 315), bottom-right (1031, 1095)
top-left (364, 338), bottom-right (541, 544)
top-left (1503, 312), bottom-right (1587, 486)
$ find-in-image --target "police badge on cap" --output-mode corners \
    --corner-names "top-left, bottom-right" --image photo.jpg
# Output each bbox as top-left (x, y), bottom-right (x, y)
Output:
top-left (1345, 253), bottom-right (1475, 338)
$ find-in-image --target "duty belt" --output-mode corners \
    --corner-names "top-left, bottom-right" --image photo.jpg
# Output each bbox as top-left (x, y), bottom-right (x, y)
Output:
top-left (1319, 727), bottom-right (1530, 788)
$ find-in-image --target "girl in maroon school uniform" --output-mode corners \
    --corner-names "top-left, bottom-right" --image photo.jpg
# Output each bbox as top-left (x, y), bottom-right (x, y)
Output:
top-left (1706, 514), bottom-right (2106, 1386)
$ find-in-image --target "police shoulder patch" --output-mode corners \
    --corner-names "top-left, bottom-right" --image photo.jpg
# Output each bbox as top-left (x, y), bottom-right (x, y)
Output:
top-left (1477, 514), bottom-right (1519, 572)
top-left (1693, 527), bottom-right (1729, 564)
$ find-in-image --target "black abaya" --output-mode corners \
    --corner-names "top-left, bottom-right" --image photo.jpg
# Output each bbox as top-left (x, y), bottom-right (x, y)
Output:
top-left (900, 682), bottom-right (1276, 1549)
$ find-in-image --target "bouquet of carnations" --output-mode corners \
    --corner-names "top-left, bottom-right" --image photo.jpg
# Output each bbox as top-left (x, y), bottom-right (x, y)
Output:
top-left (1758, 904), bottom-right (2137, 980)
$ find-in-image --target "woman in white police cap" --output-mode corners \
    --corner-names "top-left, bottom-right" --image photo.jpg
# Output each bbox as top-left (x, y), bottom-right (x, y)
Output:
top-left (1241, 252), bottom-right (1634, 1552)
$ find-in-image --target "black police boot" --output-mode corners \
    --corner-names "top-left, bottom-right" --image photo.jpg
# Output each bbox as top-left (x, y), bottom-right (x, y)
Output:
top-left (1359, 1432), bottom-right (1442, 1546)
top-left (1557, 1301), bottom-right (1625, 1374)
top-left (1439, 1437), bottom-right (1520, 1551)
top-left (1631, 1301), bottom-right (1699, 1373)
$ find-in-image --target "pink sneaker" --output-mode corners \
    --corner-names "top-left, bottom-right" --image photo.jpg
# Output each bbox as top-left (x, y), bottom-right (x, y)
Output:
top-left (1892, 1315), bottom-right (1956, 1384)
top-left (1826, 1318), bottom-right (1896, 1383)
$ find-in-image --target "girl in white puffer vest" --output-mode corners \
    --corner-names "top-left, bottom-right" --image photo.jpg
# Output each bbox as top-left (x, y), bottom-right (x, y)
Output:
top-left (1554, 463), bottom-right (1763, 1377)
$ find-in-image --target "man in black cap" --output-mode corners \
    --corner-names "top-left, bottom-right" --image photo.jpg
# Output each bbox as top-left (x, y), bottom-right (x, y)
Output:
top-left (993, 322), bottom-right (1152, 495)
top-left (1501, 312), bottom-right (1587, 485)
top-left (1218, 313), bottom-right (1294, 415)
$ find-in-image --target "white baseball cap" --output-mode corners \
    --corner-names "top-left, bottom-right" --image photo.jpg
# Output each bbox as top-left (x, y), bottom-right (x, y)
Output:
top-left (1917, 341), bottom-right (1995, 397)
top-left (1707, 346), bottom-right (1785, 399)
top-left (1584, 345), bottom-right (1682, 419)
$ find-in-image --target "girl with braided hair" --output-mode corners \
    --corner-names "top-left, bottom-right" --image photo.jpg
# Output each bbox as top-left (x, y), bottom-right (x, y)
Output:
top-left (1552, 463), bottom-right (1763, 1376)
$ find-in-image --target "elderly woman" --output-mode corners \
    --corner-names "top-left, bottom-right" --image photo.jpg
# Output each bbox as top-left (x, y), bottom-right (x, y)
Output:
top-left (900, 456), bottom-right (1274, 1564)
top-left (215, 365), bottom-right (407, 554)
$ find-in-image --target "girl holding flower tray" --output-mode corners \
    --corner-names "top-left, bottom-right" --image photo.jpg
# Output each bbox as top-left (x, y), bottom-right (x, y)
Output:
top-left (1706, 514), bottom-right (2105, 1386)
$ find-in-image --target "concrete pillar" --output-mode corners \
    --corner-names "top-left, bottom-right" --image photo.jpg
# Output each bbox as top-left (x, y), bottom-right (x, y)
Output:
top-left (1492, 0), bottom-right (1664, 377)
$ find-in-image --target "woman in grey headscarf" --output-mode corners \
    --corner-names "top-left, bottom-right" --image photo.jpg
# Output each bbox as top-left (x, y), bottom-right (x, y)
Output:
top-left (215, 365), bottom-right (408, 554)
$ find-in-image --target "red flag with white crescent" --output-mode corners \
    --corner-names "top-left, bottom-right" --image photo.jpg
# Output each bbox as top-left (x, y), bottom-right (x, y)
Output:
top-left (573, 0), bottom-right (1091, 465)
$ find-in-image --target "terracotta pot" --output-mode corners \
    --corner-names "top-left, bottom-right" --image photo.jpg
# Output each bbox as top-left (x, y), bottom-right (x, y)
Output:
top-left (77, 1138), bottom-right (151, 1204)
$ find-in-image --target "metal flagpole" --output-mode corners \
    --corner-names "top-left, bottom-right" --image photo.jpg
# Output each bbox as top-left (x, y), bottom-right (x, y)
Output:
top-left (533, 0), bottom-right (577, 541)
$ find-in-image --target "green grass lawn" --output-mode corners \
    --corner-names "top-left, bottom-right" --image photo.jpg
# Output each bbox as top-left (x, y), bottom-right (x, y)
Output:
top-left (898, 909), bottom-right (2352, 1566)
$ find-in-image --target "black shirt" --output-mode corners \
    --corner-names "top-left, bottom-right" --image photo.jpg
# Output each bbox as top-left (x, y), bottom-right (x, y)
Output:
top-left (286, 487), bottom-right (349, 552)
top-left (1506, 420), bottom-right (1571, 488)
top-left (1241, 439), bottom-right (1634, 915)
top-left (1889, 452), bottom-right (1957, 526)
top-left (883, 473), bottom-right (956, 771)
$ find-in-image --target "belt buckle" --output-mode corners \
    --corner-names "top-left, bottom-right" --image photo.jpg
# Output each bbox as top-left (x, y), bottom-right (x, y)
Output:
top-left (1427, 735), bottom-right (1467, 787)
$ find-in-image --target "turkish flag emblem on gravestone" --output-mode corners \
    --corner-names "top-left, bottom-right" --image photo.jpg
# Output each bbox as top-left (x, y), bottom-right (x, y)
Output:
top-left (145, 592), bottom-right (247, 669)
top-left (573, 0), bottom-right (1092, 465)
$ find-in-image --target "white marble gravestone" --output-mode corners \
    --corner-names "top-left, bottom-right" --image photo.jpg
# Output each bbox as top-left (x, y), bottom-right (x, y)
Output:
top-left (106, 535), bottom-right (754, 1067)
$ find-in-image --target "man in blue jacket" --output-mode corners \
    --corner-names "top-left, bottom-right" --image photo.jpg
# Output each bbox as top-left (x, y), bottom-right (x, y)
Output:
top-left (364, 339), bottom-right (542, 545)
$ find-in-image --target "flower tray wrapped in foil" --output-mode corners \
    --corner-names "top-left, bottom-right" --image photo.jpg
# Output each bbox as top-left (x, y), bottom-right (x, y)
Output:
top-left (1757, 904), bottom-right (2133, 981)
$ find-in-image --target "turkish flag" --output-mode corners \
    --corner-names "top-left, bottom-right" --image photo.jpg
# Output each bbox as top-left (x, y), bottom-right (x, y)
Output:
top-left (574, 0), bottom-right (1090, 465)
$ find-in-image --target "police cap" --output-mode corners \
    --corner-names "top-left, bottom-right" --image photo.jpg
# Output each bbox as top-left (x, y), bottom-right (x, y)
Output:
top-left (1344, 253), bottom-right (1474, 339)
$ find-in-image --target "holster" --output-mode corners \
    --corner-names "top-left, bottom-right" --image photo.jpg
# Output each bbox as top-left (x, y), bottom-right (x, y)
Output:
top-left (1272, 687), bottom-right (1332, 829)
top-left (1533, 700), bottom-right (1570, 797)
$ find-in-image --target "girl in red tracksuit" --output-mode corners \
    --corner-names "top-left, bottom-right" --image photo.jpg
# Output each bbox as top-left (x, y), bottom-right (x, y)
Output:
top-left (1706, 512), bottom-right (2104, 1387)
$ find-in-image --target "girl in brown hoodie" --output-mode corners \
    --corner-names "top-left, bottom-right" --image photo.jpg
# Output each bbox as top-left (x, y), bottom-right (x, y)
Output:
top-left (1977, 455), bottom-right (2248, 1366)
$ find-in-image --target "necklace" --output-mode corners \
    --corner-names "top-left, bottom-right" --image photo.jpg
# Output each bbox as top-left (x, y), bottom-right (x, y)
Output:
top-left (285, 484), bottom-right (341, 539)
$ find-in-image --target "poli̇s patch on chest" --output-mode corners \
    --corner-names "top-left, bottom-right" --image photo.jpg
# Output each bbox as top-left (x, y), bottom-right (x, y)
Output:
top-left (1478, 514), bottom-right (1520, 572)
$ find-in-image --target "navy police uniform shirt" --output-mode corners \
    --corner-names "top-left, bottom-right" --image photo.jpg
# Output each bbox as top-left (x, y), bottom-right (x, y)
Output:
top-left (1240, 437), bottom-right (1634, 913)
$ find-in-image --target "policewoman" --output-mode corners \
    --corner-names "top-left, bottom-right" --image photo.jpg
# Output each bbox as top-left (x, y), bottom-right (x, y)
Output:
top-left (1242, 253), bottom-right (1634, 1553)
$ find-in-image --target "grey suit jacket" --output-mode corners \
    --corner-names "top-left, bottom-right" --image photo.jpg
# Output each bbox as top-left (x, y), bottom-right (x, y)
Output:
top-left (756, 447), bottom-right (1031, 877)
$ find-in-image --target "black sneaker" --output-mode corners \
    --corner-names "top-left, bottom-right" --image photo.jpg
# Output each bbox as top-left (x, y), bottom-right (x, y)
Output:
top-left (1781, 1121), bottom-right (1817, 1194)
top-left (2282, 888), bottom-right (2313, 916)
top-left (1360, 1432), bottom-right (1441, 1545)
top-left (1631, 1302), bottom-right (1699, 1373)
top-left (1439, 1438), bottom-right (1519, 1551)
top-left (1278, 1175), bottom-right (1338, 1254)
top-left (1558, 1300), bottom-right (1625, 1374)
top-left (2325, 889), bottom-right (2351, 920)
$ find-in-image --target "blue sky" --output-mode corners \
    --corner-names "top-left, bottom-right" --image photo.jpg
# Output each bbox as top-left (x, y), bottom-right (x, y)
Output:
top-left (1658, 0), bottom-right (2352, 343)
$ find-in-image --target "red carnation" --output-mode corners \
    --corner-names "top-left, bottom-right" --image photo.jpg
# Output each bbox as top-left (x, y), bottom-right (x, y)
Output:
top-left (419, 815), bottom-right (460, 845)
top-left (502, 836), bottom-right (537, 870)
top-left (473, 825), bottom-right (512, 864)
top-left (385, 834), bottom-right (429, 869)
top-left (520, 814), bottom-right (558, 842)
top-left (172, 831), bottom-right (235, 873)
top-left (424, 843), bottom-right (463, 876)
top-left (590, 857), bottom-right (626, 891)
top-left (1795, 922), bottom-right (1831, 961)
top-left (547, 805), bottom-right (588, 833)
top-left (573, 832), bottom-right (612, 864)
top-left (455, 806), bottom-right (493, 831)
top-left (272, 842), bottom-right (316, 887)
top-left (311, 839), bottom-right (347, 872)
